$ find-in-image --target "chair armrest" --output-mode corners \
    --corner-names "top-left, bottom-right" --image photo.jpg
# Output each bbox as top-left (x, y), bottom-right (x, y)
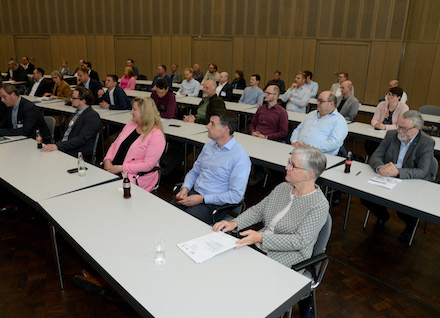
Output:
top-left (173, 182), bottom-right (183, 195)
top-left (136, 167), bottom-right (161, 187)
top-left (291, 253), bottom-right (327, 272)
top-left (211, 199), bottom-right (245, 224)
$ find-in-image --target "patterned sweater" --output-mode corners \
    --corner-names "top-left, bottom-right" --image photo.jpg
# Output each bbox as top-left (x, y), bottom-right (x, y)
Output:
top-left (234, 182), bottom-right (329, 268)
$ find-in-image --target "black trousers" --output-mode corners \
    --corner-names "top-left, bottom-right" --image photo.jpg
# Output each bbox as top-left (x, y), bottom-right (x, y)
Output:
top-left (361, 199), bottom-right (418, 230)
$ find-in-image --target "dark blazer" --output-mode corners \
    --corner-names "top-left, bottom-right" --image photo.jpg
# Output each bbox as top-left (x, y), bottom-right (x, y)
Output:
top-left (195, 95), bottom-right (226, 125)
top-left (370, 130), bottom-right (437, 181)
top-left (30, 78), bottom-right (53, 97)
top-left (23, 63), bottom-right (35, 74)
top-left (101, 85), bottom-right (132, 110)
top-left (78, 79), bottom-right (103, 105)
top-left (231, 78), bottom-right (246, 89)
top-left (217, 82), bottom-right (233, 101)
top-left (10, 66), bottom-right (29, 83)
top-left (0, 97), bottom-right (50, 140)
top-left (89, 69), bottom-right (100, 81)
top-left (336, 94), bottom-right (359, 121)
top-left (56, 106), bottom-right (101, 158)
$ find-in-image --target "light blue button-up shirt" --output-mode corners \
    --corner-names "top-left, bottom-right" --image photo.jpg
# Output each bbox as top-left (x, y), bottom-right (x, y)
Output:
top-left (305, 80), bottom-right (319, 98)
top-left (239, 87), bottom-right (264, 106)
top-left (281, 85), bottom-right (312, 113)
top-left (290, 109), bottom-right (348, 155)
top-left (396, 132), bottom-right (419, 168)
top-left (182, 136), bottom-right (251, 205)
top-left (11, 97), bottom-right (22, 129)
top-left (62, 106), bottom-right (89, 141)
top-left (84, 78), bottom-right (91, 89)
top-left (177, 78), bottom-right (200, 97)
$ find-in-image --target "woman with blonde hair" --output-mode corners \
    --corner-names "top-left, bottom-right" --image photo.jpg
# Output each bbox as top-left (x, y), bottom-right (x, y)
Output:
top-left (44, 70), bottom-right (72, 100)
top-left (119, 66), bottom-right (136, 90)
top-left (104, 97), bottom-right (166, 192)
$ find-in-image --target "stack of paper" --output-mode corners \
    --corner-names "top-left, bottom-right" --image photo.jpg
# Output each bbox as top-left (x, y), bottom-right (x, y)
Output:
top-left (177, 231), bottom-right (238, 264)
top-left (368, 176), bottom-right (402, 189)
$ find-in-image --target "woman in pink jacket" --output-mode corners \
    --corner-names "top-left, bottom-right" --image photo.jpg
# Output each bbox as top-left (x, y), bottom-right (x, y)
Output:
top-left (371, 86), bottom-right (409, 130)
top-left (119, 67), bottom-right (136, 90)
top-left (103, 97), bottom-right (165, 192)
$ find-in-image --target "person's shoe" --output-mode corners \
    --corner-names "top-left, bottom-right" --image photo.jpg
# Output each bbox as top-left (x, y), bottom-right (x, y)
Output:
top-left (398, 228), bottom-right (414, 245)
top-left (332, 192), bottom-right (341, 205)
top-left (373, 218), bottom-right (386, 233)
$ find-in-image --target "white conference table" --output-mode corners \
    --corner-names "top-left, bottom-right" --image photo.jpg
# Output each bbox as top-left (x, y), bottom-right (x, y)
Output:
top-left (39, 181), bottom-right (311, 318)
top-left (0, 138), bottom-right (118, 204)
top-left (358, 104), bottom-right (440, 124)
top-left (2, 80), bottom-right (27, 85)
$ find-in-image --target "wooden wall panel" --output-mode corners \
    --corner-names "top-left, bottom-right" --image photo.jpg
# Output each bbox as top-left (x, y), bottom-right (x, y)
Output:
top-left (85, 36), bottom-right (115, 80)
top-left (426, 44), bottom-right (440, 107)
top-left (114, 37), bottom-right (152, 78)
top-left (0, 35), bottom-right (16, 67)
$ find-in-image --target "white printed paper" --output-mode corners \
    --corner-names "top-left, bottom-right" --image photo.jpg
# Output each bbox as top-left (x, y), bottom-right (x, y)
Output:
top-left (368, 176), bottom-right (402, 189)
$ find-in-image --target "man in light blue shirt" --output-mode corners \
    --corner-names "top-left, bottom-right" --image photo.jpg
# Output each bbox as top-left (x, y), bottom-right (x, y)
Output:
top-left (281, 72), bottom-right (312, 113)
top-left (304, 70), bottom-right (319, 98)
top-left (175, 110), bottom-right (251, 224)
top-left (238, 74), bottom-right (264, 107)
top-left (290, 91), bottom-right (348, 155)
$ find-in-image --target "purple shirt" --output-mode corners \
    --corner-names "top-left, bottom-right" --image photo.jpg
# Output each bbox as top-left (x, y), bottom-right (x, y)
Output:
top-left (151, 90), bottom-right (177, 119)
top-left (249, 103), bottom-right (288, 141)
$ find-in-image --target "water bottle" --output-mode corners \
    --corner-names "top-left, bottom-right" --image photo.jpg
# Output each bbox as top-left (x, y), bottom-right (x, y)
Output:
top-left (78, 152), bottom-right (86, 176)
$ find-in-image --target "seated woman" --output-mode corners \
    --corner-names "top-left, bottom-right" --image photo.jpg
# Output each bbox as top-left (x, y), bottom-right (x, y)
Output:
top-left (366, 86), bottom-right (409, 157)
top-left (44, 71), bottom-right (72, 100)
top-left (213, 145), bottom-right (329, 318)
top-left (177, 68), bottom-right (200, 97)
top-left (119, 66), bottom-right (136, 90)
top-left (231, 70), bottom-right (246, 89)
top-left (103, 97), bottom-right (166, 192)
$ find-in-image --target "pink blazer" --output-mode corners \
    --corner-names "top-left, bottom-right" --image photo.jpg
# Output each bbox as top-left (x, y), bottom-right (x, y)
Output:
top-left (104, 121), bottom-right (166, 192)
top-left (371, 101), bottom-right (409, 130)
top-left (120, 76), bottom-right (136, 90)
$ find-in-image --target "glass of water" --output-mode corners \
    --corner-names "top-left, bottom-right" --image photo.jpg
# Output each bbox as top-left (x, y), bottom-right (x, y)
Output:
top-left (153, 239), bottom-right (166, 264)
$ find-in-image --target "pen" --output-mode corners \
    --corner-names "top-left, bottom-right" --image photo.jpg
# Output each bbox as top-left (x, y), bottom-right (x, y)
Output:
top-left (356, 171), bottom-right (361, 176)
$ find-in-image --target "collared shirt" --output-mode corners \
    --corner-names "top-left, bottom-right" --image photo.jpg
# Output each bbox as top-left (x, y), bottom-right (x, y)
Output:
top-left (305, 80), bottom-right (319, 97)
top-left (182, 136), bottom-right (251, 205)
top-left (62, 106), bottom-right (89, 141)
top-left (177, 78), bottom-right (200, 97)
top-left (84, 78), bottom-right (91, 89)
top-left (397, 131), bottom-right (419, 168)
top-left (238, 87), bottom-right (264, 106)
top-left (29, 78), bottom-right (43, 97)
top-left (216, 82), bottom-right (227, 96)
top-left (196, 98), bottom-right (209, 120)
top-left (281, 85), bottom-right (312, 113)
top-left (249, 103), bottom-right (288, 141)
top-left (290, 109), bottom-right (348, 155)
top-left (11, 97), bottom-right (21, 129)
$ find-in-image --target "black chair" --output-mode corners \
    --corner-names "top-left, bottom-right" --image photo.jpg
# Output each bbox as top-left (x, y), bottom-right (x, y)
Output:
top-left (136, 166), bottom-right (161, 195)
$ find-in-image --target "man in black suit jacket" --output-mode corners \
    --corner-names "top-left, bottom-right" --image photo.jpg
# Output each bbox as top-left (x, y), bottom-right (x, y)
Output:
top-left (99, 74), bottom-right (131, 110)
top-left (216, 72), bottom-right (233, 101)
top-left (0, 84), bottom-right (50, 141)
top-left (85, 61), bottom-right (100, 81)
top-left (7, 61), bottom-right (29, 83)
top-left (77, 68), bottom-right (104, 105)
top-left (42, 87), bottom-right (100, 160)
top-left (21, 56), bottom-right (35, 75)
top-left (28, 68), bottom-right (53, 97)
top-left (362, 110), bottom-right (437, 244)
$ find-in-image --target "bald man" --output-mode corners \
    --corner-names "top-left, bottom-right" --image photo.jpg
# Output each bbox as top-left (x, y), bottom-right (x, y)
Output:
top-left (336, 80), bottom-right (359, 121)
top-left (216, 72), bottom-right (233, 101)
top-left (183, 80), bottom-right (225, 124)
top-left (384, 80), bottom-right (408, 104)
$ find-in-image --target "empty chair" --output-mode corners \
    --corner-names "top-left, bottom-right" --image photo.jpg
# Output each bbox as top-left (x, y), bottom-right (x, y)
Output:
top-left (419, 105), bottom-right (440, 136)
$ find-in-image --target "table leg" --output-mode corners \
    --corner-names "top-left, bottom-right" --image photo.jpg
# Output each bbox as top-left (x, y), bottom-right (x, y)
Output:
top-left (49, 225), bottom-right (64, 290)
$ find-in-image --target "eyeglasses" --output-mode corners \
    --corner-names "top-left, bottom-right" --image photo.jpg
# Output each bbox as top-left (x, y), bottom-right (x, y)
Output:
top-left (387, 92), bottom-right (398, 98)
top-left (317, 99), bottom-right (330, 103)
top-left (396, 124), bottom-right (415, 133)
top-left (71, 97), bottom-right (80, 100)
top-left (264, 92), bottom-right (276, 95)
top-left (286, 158), bottom-right (309, 171)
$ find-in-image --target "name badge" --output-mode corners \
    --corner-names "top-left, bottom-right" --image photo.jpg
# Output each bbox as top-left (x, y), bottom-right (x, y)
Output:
top-left (220, 91), bottom-right (226, 97)
top-left (17, 124), bottom-right (23, 128)
top-left (68, 120), bottom-right (75, 127)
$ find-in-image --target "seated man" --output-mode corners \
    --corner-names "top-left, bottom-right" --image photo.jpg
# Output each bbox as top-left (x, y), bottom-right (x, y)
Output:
top-left (21, 56), bottom-right (35, 74)
top-left (192, 63), bottom-right (204, 83)
top-left (216, 72), bottom-right (233, 101)
top-left (281, 72), bottom-right (312, 113)
top-left (73, 59), bottom-right (85, 77)
top-left (264, 71), bottom-right (286, 94)
top-left (84, 61), bottom-right (100, 81)
top-left (384, 80), bottom-right (408, 104)
top-left (238, 74), bottom-right (264, 107)
top-left (249, 85), bottom-right (288, 142)
top-left (7, 60), bottom-right (29, 83)
top-left (0, 84), bottom-right (50, 141)
top-left (291, 91), bottom-right (348, 156)
top-left (77, 67), bottom-right (104, 105)
top-left (99, 74), bottom-right (131, 110)
top-left (168, 64), bottom-right (182, 84)
top-left (150, 65), bottom-right (172, 91)
top-left (330, 72), bottom-right (354, 97)
top-left (151, 79), bottom-right (177, 119)
top-left (183, 80), bottom-right (225, 124)
top-left (126, 59), bottom-right (139, 79)
top-left (28, 68), bottom-right (52, 97)
top-left (41, 87), bottom-right (101, 160)
top-left (201, 63), bottom-right (220, 85)
top-left (362, 110), bottom-right (437, 245)
top-left (175, 110), bottom-right (251, 224)
top-left (304, 70), bottom-right (319, 98)
top-left (336, 80), bottom-right (359, 121)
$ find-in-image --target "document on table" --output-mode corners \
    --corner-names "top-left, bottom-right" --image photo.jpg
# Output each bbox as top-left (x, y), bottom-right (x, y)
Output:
top-left (368, 176), bottom-right (402, 189)
top-left (177, 231), bottom-right (239, 264)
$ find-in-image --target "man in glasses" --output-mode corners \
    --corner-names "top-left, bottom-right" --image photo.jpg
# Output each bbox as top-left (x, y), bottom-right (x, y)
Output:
top-left (290, 91), bottom-right (348, 156)
top-left (362, 110), bottom-right (437, 245)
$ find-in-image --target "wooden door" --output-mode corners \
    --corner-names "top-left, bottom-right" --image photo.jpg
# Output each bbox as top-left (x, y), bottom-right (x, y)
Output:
top-left (15, 36), bottom-right (52, 73)
top-left (115, 37), bottom-right (152, 79)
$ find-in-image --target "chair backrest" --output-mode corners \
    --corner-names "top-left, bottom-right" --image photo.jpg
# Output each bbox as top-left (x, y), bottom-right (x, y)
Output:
top-left (44, 116), bottom-right (56, 143)
top-left (91, 132), bottom-right (100, 165)
top-left (419, 105), bottom-right (440, 116)
top-left (312, 213), bottom-right (332, 258)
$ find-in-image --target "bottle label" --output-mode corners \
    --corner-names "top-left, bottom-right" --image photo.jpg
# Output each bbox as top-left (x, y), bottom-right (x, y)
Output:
top-left (345, 160), bottom-right (352, 165)
top-left (123, 183), bottom-right (131, 188)
top-left (36, 137), bottom-right (42, 142)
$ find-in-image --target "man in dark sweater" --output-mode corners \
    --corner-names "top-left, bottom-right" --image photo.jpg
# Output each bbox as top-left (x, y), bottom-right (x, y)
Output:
top-left (151, 79), bottom-right (177, 119)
